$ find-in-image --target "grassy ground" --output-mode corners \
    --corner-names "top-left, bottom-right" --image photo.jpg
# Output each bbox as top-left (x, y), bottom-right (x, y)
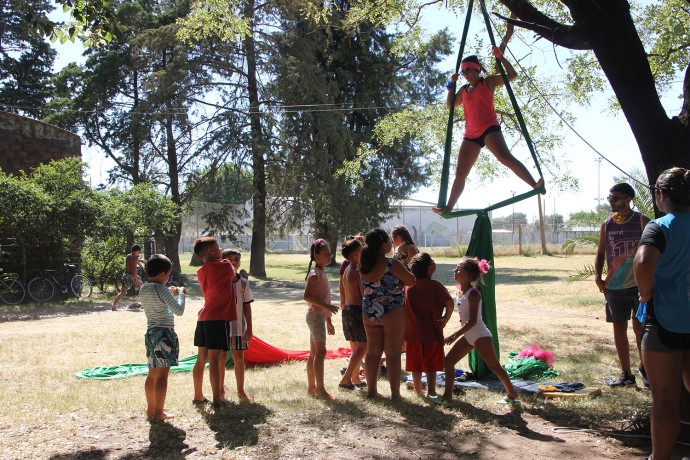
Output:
top-left (0, 253), bottom-right (687, 459)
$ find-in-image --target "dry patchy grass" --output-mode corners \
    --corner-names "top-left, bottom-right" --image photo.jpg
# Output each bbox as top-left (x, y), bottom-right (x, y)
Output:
top-left (0, 253), bottom-right (684, 459)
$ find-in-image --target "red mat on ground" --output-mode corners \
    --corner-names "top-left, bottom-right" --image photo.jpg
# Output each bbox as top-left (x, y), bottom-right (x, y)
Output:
top-left (244, 336), bottom-right (351, 365)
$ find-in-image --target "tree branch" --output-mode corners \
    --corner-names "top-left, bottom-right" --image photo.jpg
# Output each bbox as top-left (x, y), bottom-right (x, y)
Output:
top-left (495, 0), bottom-right (592, 50)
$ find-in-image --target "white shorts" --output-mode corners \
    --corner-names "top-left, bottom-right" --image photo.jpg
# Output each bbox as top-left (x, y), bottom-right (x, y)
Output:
top-left (463, 323), bottom-right (492, 346)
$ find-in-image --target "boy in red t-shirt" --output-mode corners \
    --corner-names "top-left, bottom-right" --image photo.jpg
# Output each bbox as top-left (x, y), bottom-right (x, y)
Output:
top-left (191, 237), bottom-right (236, 408)
top-left (405, 253), bottom-right (453, 403)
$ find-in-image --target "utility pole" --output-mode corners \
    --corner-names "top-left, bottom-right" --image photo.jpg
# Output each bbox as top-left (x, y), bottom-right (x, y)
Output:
top-left (595, 157), bottom-right (603, 220)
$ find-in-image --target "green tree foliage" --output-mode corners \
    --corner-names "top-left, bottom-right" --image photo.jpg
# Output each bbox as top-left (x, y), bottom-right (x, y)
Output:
top-left (49, 0), bottom-right (248, 270)
top-left (82, 183), bottom-right (178, 291)
top-left (265, 1), bottom-right (449, 249)
top-left (0, 0), bottom-right (57, 117)
top-left (0, 158), bottom-right (177, 291)
top-left (490, 211), bottom-right (527, 230)
top-left (0, 158), bottom-right (93, 255)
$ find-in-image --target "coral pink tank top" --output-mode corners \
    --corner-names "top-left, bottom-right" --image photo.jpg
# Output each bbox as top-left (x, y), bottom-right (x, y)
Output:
top-left (462, 79), bottom-right (500, 138)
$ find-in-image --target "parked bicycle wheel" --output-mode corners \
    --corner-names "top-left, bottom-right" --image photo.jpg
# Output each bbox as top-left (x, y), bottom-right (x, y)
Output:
top-left (28, 277), bottom-right (55, 302)
top-left (0, 278), bottom-right (26, 305)
top-left (71, 274), bottom-right (93, 299)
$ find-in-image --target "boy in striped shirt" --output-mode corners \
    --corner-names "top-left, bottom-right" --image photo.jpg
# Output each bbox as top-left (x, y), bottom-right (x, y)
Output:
top-left (141, 254), bottom-right (186, 421)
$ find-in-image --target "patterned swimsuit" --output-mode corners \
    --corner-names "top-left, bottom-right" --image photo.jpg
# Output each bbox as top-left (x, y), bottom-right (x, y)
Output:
top-left (362, 259), bottom-right (404, 323)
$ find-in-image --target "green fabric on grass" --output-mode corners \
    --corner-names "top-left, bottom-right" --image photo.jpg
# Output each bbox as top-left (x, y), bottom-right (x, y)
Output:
top-left (75, 354), bottom-right (234, 380)
top-left (503, 352), bottom-right (560, 381)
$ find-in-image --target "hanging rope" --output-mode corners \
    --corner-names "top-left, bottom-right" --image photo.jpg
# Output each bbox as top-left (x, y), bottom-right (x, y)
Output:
top-left (436, 0), bottom-right (546, 219)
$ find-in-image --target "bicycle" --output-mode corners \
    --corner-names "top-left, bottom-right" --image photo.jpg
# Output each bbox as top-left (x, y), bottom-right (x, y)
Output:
top-left (0, 268), bottom-right (26, 305)
top-left (27, 264), bottom-right (93, 302)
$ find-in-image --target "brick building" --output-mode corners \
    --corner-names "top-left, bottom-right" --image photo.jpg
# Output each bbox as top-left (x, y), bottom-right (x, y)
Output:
top-left (0, 111), bottom-right (80, 174)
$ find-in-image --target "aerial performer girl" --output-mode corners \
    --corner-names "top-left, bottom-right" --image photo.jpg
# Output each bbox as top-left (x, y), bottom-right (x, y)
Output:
top-left (432, 46), bottom-right (543, 215)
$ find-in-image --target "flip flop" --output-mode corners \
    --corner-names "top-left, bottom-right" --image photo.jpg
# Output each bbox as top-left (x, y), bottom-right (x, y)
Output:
top-left (353, 382), bottom-right (367, 388)
top-left (496, 396), bottom-right (521, 406)
top-left (192, 397), bottom-right (209, 406)
top-left (338, 383), bottom-right (357, 391)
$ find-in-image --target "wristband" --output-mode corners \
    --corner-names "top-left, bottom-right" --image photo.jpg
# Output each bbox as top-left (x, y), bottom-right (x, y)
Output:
top-left (445, 80), bottom-right (453, 89)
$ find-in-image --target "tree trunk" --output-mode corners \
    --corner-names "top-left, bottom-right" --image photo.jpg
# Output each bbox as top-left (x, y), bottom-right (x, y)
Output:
top-left (244, 0), bottom-right (267, 277)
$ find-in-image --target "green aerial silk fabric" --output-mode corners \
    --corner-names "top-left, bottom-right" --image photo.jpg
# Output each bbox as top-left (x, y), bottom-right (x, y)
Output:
top-left (466, 213), bottom-right (498, 379)
top-left (75, 355), bottom-right (233, 380)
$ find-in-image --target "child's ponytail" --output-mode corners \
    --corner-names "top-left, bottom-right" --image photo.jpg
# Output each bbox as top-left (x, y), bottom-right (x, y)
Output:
top-left (360, 228), bottom-right (389, 274)
top-left (305, 238), bottom-right (328, 280)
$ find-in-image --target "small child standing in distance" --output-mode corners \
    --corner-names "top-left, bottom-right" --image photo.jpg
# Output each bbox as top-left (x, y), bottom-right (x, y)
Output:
top-left (443, 257), bottom-right (520, 406)
top-left (304, 239), bottom-right (339, 400)
top-left (192, 237), bottom-right (236, 408)
top-left (112, 244), bottom-right (145, 310)
top-left (220, 248), bottom-right (254, 402)
top-left (404, 253), bottom-right (453, 403)
top-left (141, 254), bottom-right (186, 421)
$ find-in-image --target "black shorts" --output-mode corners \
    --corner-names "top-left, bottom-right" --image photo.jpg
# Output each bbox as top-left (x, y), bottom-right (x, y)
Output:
top-left (604, 287), bottom-right (639, 323)
top-left (641, 300), bottom-right (690, 352)
top-left (194, 320), bottom-right (230, 351)
top-left (463, 125), bottom-right (501, 148)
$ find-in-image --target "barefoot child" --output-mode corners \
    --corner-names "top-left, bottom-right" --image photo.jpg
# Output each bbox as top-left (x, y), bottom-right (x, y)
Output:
top-left (443, 257), bottom-right (520, 406)
top-left (304, 239), bottom-right (339, 400)
top-left (405, 253), bottom-right (453, 403)
top-left (220, 248), bottom-right (254, 402)
top-left (112, 244), bottom-right (145, 310)
top-left (338, 238), bottom-right (367, 391)
top-left (192, 237), bottom-right (236, 408)
top-left (141, 254), bottom-right (186, 421)
top-left (432, 46), bottom-right (543, 215)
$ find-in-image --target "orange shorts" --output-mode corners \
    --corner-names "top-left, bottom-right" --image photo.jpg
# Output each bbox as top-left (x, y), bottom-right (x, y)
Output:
top-left (405, 340), bottom-right (444, 373)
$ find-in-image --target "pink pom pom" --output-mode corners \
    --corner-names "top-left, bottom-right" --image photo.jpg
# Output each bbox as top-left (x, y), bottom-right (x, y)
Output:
top-left (516, 343), bottom-right (556, 367)
top-left (478, 259), bottom-right (491, 274)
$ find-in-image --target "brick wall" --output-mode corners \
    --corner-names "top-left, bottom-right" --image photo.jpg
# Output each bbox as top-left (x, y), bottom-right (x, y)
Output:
top-left (0, 111), bottom-right (81, 174)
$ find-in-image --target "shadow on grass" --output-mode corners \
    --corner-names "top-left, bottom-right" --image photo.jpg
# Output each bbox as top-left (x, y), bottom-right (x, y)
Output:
top-left (47, 420), bottom-right (196, 460)
top-left (201, 401), bottom-right (272, 449)
top-left (145, 420), bottom-right (195, 459)
top-left (495, 267), bottom-right (564, 285)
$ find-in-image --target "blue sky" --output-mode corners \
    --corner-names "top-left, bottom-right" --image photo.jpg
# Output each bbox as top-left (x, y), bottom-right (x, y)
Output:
top-left (51, 4), bottom-right (683, 221)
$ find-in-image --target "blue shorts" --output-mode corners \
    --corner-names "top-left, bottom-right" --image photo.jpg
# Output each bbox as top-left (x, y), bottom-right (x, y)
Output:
top-left (194, 320), bottom-right (230, 351)
top-left (145, 327), bottom-right (179, 368)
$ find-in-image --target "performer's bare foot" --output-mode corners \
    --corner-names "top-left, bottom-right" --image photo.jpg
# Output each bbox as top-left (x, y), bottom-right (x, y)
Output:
top-left (432, 206), bottom-right (452, 215)
top-left (535, 178), bottom-right (545, 194)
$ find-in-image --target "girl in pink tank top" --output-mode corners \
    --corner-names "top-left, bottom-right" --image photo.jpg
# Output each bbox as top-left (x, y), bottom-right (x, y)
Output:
top-left (432, 46), bottom-right (544, 215)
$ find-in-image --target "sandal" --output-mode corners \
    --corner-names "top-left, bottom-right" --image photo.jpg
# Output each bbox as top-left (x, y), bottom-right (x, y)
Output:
top-left (192, 397), bottom-right (209, 406)
top-left (353, 382), bottom-right (367, 389)
top-left (496, 396), bottom-right (521, 406)
top-left (338, 383), bottom-right (357, 391)
top-left (426, 394), bottom-right (448, 406)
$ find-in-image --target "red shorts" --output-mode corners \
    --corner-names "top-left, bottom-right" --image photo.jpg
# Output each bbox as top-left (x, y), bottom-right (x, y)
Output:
top-left (405, 340), bottom-right (444, 373)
